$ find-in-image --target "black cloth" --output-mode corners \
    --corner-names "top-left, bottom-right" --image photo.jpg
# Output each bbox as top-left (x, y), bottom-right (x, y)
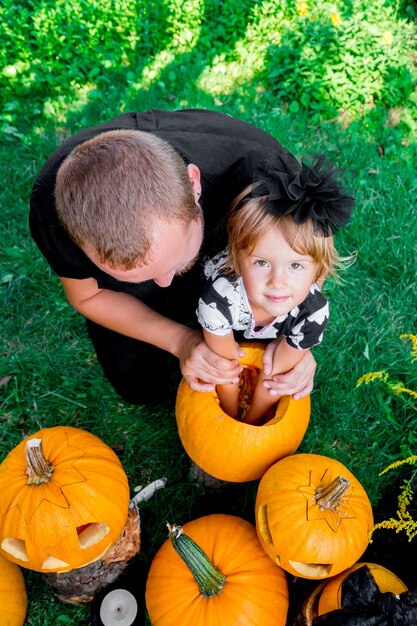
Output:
top-left (313, 566), bottom-right (417, 625)
top-left (29, 109), bottom-right (290, 403)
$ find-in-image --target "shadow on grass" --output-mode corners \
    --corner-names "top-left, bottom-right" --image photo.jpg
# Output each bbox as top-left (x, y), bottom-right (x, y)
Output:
top-left (61, 0), bottom-right (264, 130)
top-left (25, 0), bottom-right (415, 167)
top-left (1, 0), bottom-right (416, 160)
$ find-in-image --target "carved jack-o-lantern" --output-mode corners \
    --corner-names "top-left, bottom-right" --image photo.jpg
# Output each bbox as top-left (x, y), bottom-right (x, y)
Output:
top-left (176, 344), bottom-right (310, 482)
top-left (255, 453), bottom-right (374, 579)
top-left (0, 426), bottom-right (130, 573)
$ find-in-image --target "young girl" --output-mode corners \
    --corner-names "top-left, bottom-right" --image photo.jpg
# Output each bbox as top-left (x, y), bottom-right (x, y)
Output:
top-left (197, 152), bottom-right (354, 424)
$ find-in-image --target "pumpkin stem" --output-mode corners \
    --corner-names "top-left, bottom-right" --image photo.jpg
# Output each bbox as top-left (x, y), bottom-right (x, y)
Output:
top-left (167, 523), bottom-right (226, 597)
top-left (25, 438), bottom-right (54, 485)
top-left (315, 476), bottom-right (350, 510)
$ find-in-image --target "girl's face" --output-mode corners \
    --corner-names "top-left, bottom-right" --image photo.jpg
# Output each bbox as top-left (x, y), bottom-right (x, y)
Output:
top-left (236, 227), bottom-right (317, 325)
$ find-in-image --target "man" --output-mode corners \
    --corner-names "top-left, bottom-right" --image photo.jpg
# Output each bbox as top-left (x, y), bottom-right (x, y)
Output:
top-left (30, 109), bottom-right (316, 404)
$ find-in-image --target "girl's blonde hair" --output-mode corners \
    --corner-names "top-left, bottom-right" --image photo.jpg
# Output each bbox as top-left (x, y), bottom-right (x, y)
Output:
top-left (225, 184), bottom-right (345, 282)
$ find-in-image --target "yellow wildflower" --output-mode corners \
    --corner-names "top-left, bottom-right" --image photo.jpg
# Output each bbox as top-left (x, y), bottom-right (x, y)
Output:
top-left (400, 333), bottom-right (417, 363)
top-left (379, 454), bottom-right (417, 476)
top-left (371, 478), bottom-right (417, 542)
top-left (398, 480), bottom-right (413, 519)
top-left (381, 31), bottom-right (393, 45)
top-left (297, 2), bottom-right (308, 16)
top-left (331, 12), bottom-right (341, 26)
top-left (356, 371), bottom-right (388, 387)
top-left (389, 382), bottom-right (417, 400)
top-left (371, 458), bottom-right (417, 542)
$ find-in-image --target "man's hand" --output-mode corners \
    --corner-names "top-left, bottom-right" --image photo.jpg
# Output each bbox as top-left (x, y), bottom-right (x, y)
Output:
top-left (178, 329), bottom-right (243, 392)
top-left (262, 341), bottom-right (316, 399)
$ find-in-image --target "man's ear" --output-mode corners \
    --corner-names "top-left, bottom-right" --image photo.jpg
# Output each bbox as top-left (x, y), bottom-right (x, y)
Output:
top-left (187, 163), bottom-right (202, 200)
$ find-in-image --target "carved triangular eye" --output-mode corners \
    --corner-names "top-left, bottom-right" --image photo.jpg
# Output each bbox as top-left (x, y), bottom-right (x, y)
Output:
top-left (1, 537), bottom-right (29, 562)
top-left (77, 523), bottom-right (109, 549)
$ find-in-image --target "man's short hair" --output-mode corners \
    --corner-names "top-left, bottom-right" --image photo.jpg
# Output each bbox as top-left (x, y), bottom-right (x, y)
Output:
top-left (55, 129), bottom-right (202, 269)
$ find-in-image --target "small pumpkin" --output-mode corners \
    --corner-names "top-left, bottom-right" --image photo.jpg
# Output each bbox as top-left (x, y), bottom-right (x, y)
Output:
top-left (176, 343), bottom-right (310, 482)
top-left (255, 453), bottom-right (374, 579)
top-left (145, 514), bottom-right (289, 626)
top-left (317, 562), bottom-right (407, 616)
top-left (295, 563), bottom-right (408, 626)
top-left (0, 426), bottom-right (130, 573)
top-left (0, 553), bottom-right (27, 626)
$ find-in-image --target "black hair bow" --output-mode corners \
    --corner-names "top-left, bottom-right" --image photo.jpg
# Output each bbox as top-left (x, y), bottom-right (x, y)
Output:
top-left (251, 153), bottom-right (355, 237)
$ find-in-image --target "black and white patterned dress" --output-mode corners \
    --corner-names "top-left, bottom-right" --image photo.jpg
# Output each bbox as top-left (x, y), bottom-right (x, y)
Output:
top-left (197, 249), bottom-right (329, 350)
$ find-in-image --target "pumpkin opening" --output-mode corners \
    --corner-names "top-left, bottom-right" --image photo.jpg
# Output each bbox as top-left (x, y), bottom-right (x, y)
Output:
top-left (289, 560), bottom-right (332, 578)
top-left (367, 565), bottom-right (408, 595)
top-left (236, 366), bottom-right (279, 424)
top-left (257, 504), bottom-right (274, 545)
top-left (77, 523), bottom-right (110, 548)
top-left (1, 537), bottom-right (28, 562)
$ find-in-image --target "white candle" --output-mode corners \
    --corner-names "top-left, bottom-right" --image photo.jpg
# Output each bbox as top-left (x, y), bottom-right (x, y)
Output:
top-left (99, 588), bottom-right (138, 626)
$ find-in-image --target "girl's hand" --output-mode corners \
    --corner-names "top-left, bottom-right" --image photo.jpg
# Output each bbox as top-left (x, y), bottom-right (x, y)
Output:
top-left (178, 329), bottom-right (242, 392)
top-left (262, 341), bottom-right (316, 399)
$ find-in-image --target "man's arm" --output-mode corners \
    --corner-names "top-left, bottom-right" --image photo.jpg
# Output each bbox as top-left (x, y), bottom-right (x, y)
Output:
top-left (60, 277), bottom-right (241, 391)
top-left (262, 341), bottom-right (316, 400)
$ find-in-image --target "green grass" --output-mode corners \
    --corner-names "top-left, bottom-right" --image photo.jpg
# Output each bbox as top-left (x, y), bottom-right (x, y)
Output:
top-left (1, 0), bottom-right (417, 623)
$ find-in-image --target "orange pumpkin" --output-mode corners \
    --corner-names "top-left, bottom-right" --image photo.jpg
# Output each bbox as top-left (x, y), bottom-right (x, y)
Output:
top-left (0, 426), bottom-right (130, 573)
top-left (146, 514), bottom-right (289, 626)
top-left (176, 344), bottom-right (310, 482)
top-left (0, 553), bottom-right (27, 626)
top-left (317, 562), bottom-right (408, 615)
top-left (255, 453), bottom-right (374, 579)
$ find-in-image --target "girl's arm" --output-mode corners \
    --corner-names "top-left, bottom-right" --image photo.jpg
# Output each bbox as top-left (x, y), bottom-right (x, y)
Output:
top-left (202, 329), bottom-right (241, 418)
top-left (202, 329), bottom-right (240, 361)
top-left (243, 339), bottom-right (307, 425)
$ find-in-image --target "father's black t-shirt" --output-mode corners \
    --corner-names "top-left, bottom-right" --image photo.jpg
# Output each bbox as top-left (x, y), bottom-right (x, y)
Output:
top-left (29, 109), bottom-right (289, 304)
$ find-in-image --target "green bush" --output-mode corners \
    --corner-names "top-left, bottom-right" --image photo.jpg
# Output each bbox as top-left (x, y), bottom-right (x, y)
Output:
top-left (2, 0), bottom-right (416, 135)
top-left (265, 1), bottom-right (417, 118)
top-left (1, 0), bottom-right (172, 128)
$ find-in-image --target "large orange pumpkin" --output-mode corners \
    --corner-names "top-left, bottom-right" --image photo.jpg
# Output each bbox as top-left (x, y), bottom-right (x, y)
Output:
top-left (145, 514), bottom-right (289, 626)
top-left (255, 453), bottom-right (374, 579)
top-left (176, 344), bottom-right (310, 482)
top-left (0, 426), bottom-right (130, 573)
top-left (0, 553), bottom-right (27, 626)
